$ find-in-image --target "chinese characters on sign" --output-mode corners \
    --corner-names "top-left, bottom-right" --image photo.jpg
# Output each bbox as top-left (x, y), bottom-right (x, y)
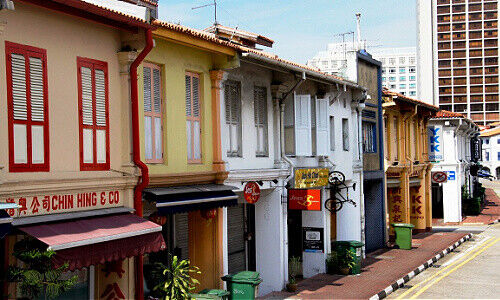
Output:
top-left (4, 190), bottom-right (122, 218)
top-left (294, 168), bottom-right (329, 189)
top-left (388, 187), bottom-right (404, 224)
top-left (288, 189), bottom-right (322, 211)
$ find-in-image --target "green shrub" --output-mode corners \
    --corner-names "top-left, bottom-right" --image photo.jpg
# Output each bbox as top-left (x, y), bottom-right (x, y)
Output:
top-left (153, 255), bottom-right (200, 300)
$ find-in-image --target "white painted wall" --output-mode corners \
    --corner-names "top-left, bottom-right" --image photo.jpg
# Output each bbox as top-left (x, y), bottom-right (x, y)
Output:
top-left (417, 0), bottom-right (436, 105)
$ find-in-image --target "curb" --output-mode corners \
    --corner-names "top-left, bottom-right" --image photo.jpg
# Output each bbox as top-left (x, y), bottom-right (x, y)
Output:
top-left (369, 233), bottom-right (473, 300)
top-left (488, 218), bottom-right (499, 225)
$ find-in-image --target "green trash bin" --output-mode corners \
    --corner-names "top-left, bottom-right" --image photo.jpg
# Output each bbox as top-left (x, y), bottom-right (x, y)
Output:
top-left (334, 241), bottom-right (364, 275)
top-left (392, 223), bottom-right (415, 250)
top-left (222, 271), bottom-right (262, 300)
top-left (199, 289), bottom-right (230, 300)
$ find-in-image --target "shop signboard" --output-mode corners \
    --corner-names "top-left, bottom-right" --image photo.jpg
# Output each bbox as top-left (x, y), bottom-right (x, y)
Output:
top-left (410, 186), bottom-right (426, 230)
top-left (387, 187), bottom-right (404, 234)
top-left (471, 138), bottom-right (482, 162)
top-left (294, 168), bottom-right (329, 188)
top-left (428, 125), bottom-right (443, 161)
top-left (3, 190), bottom-right (123, 218)
top-left (288, 189), bottom-right (321, 211)
top-left (243, 181), bottom-right (261, 204)
top-left (302, 227), bottom-right (324, 253)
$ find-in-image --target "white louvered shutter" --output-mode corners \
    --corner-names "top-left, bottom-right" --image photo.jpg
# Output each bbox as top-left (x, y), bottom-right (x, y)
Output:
top-left (94, 68), bottom-right (106, 164)
top-left (80, 66), bottom-right (94, 164)
top-left (186, 73), bottom-right (201, 162)
top-left (192, 76), bottom-right (201, 161)
top-left (153, 68), bottom-right (162, 161)
top-left (143, 66), bottom-right (153, 160)
top-left (254, 86), bottom-right (268, 156)
top-left (316, 98), bottom-right (330, 156)
top-left (225, 81), bottom-right (241, 157)
top-left (294, 94), bottom-right (312, 156)
top-left (8, 45), bottom-right (48, 170)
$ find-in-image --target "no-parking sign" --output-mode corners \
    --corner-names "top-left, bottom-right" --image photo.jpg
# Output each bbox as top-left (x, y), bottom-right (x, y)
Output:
top-left (431, 171), bottom-right (448, 183)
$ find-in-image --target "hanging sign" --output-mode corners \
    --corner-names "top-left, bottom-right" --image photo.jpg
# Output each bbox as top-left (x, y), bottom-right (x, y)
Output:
top-left (288, 189), bottom-right (321, 211)
top-left (447, 171), bottom-right (456, 180)
top-left (428, 125), bottom-right (443, 161)
top-left (302, 227), bottom-right (324, 253)
top-left (243, 182), bottom-right (261, 204)
top-left (294, 168), bottom-right (329, 188)
top-left (431, 171), bottom-right (448, 183)
top-left (471, 138), bottom-right (481, 162)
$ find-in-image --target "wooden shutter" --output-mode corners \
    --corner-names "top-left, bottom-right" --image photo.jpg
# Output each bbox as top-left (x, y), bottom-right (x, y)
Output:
top-left (78, 57), bottom-right (109, 171)
top-left (294, 94), bottom-right (312, 156)
top-left (6, 42), bottom-right (49, 172)
top-left (225, 80), bottom-right (242, 157)
top-left (254, 86), bottom-right (268, 156)
top-left (186, 72), bottom-right (201, 163)
top-left (144, 63), bottom-right (163, 163)
top-left (316, 98), bottom-right (330, 156)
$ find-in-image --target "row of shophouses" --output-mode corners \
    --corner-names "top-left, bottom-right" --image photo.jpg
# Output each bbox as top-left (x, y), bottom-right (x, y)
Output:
top-left (0, 0), bottom-right (483, 298)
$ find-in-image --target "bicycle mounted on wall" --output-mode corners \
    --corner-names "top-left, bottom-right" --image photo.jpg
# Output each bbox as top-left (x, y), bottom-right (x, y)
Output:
top-left (325, 171), bottom-right (357, 212)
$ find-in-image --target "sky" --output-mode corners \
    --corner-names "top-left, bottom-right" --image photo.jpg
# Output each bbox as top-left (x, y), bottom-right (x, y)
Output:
top-left (158, 0), bottom-right (417, 64)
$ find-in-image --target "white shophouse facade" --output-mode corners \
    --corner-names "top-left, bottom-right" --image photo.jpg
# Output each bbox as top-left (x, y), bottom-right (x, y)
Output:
top-left (220, 52), bottom-right (366, 295)
top-left (481, 126), bottom-right (500, 178)
top-left (428, 111), bottom-right (480, 223)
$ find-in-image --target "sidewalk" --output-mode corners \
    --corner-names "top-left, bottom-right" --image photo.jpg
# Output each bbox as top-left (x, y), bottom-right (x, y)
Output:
top-left (261, 232), bottom-right (468, 299)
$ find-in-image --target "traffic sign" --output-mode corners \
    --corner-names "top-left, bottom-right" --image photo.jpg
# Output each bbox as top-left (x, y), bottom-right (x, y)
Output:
top-left (431, 171), bottom-right (448, 183)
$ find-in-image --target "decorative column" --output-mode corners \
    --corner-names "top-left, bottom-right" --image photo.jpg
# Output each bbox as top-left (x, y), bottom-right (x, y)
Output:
top-left (210, 70), bottom-right (227, 183)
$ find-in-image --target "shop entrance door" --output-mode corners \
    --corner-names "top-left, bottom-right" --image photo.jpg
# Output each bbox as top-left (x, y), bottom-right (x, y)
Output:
top-left (432, 183), bottom-right (444, 219)
top-left (227, 204), bottom-right (256, 274)
top-left (287, 210), bottom-right (303, 260)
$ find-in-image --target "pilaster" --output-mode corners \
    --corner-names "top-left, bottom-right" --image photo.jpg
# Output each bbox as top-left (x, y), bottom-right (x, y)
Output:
top-left (210, 70), bottom-right (226, 175)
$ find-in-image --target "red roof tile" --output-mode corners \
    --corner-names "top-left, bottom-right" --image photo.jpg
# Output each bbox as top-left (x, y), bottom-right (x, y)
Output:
top-left (382, 88), bottom-right (439, 111)
top-left (434, 110), bottom-right (464, 119)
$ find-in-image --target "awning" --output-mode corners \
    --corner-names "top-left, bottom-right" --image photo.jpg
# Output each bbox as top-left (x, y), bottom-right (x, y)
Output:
top-left (19, 214), bottom-right (166, 270)
top-left (144, 184), bottom-right (238, 215)
top-left (0, 203), bottom-right (18, 240)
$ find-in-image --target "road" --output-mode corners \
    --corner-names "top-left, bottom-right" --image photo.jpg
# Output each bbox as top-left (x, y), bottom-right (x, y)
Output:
top-left (388, 223), bottom-right (500, 299)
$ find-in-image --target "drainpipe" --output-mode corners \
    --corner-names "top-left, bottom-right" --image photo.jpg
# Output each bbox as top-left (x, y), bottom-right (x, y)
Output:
top-left (130, 29), bottom-right (153, 300)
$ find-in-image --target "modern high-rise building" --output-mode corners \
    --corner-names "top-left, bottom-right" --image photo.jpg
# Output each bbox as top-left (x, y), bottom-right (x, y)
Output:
top-left (371, 47), bottom-right (418, 97)
top-left (418, 0), bottom-right (499, 125)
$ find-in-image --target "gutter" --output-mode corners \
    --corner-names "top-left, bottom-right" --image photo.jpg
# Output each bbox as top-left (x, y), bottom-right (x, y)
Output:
top-left (241, 52), bottom-right (364, 90)
top-left (130, 28), bottom-right (154, 300)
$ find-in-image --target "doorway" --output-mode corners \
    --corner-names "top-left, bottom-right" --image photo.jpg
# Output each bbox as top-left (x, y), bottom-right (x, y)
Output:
top-left (227, 204), bottom-right (256, 274)
top-left (432, 183), bottom-right (444, 219)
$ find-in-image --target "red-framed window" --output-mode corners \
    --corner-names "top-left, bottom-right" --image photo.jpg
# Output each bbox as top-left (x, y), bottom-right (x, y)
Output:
top-left (5, 41), bottom-right (49, 172)
top-left (143, 62), bottom-right (163, 163)
top-left (185, 72), bottom-right (202, 163)
top-left (77, 57), bottom-right (110, 171)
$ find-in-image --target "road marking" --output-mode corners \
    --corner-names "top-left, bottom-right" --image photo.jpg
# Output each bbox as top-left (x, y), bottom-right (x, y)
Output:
top-left (441, 236), bottom-right (491, 267)
top-left (395, 236), bottom-right (495, 299)
top-left (409, 237), bottom-right (500, 299)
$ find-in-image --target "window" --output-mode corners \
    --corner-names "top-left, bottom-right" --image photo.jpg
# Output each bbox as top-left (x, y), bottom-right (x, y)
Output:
top-left (330, 116), bottom-right (335, 151)
top-left (315, 98), bottom-right (330, 156)
top-left (143, 63), bottom-right (163, 163)
top-left (390, 84), bottom-right (396, 89)
top-left (497, 138), bottom-right (500, 144)
top-left (400, 84), bottom-right (406, 89)
top-left (399, 57), bottom-right (405, 64)
top-left (225, 80), bottom-right (242, 157)
top-left (400, 76), bottom-right (406, 81)
top-left (409, 91), bottom-right (417, 96)
top-left (410, 83), bottom-right (416, 88)
top-left (486, 151), bottom-right (490, 161)
top-left (389, 77), bottom-right (396, 81)
top-left (389, 68), bottom-right (396, 73)
top-left (186, 72), bottom-right (202, 163)
top-left (389, 58), bottom-right (396, 65)
top-left (78, 57), bottom-right (109, 170)
top-left (409, 67), bottom-right (416, 73)
top-left (294, 94), bottom-right (312, 156)
top-left (409, 57), bottom-right (416, 64)
top-left (399, 67), bottom-right (406, 73)
top-left (382, 68), bottom-right (386, 74)
top-left (254, 86), bottom-right (268, 156)
top-left (6, 42), bottom-right (49, 172)
top-left (362, 122), bottom-right (376, 153)
top-left (497, 152), bottom-right (500, 161)
top-left (485, 138), bottom-right (490, 144)
top-left (410, 76), bottom-right (416, 81)
top-left (342, 118), bottom-right (349, 151)
top-left (382, 77), bottom-right (386, 82)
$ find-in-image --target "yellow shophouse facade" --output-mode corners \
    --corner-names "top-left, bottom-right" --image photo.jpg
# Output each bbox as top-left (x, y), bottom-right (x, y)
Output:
top-left (383, 89), bottom-right (439, 234)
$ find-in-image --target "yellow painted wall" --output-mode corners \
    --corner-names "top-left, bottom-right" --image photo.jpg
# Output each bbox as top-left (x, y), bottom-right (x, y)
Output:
top-left (138, 38), bottom-right (228, 175)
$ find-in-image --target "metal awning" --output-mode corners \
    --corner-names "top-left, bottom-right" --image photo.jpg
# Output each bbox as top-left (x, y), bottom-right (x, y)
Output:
top-left (144, 184), bottom-right (238, 215)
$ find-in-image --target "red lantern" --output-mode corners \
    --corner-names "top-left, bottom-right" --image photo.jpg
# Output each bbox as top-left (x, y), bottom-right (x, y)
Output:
top-left (149, 213), bottom-right (167, 226)
top-left (201, 208), bottom-right (217, 219)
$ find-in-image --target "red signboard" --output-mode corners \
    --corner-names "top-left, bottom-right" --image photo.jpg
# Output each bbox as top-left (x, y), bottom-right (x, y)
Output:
top-left (244, 182), bottom-right (261, 204)
top-left (288, 189), bottom-right (322, 211)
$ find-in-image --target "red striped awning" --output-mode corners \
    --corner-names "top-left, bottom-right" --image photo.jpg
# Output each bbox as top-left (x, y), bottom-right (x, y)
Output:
top-left (20, 213), bottom-right (166, 270)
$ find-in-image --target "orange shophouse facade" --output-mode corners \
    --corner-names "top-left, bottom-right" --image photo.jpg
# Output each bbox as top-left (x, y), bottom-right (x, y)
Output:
top-left (0, 1), bottom-right (165, 299)
top-left (383, 89), bottom-right (439, 234)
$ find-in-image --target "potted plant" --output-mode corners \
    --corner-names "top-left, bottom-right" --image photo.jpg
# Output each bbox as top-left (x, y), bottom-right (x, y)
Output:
top-left (326, 251), bottom-right (338, 275)
top-left (6, 238), bottom-right (77, 300)
top-left (286, 256), bottom-right (301, 292)
top-left (153, 255), bottom-right (201, 300)
top-left (336, 247), bottom-right (356, 275)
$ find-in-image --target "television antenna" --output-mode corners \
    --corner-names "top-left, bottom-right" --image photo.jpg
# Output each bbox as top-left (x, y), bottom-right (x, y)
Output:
top-left (192, 0), bottom-right (218, 26)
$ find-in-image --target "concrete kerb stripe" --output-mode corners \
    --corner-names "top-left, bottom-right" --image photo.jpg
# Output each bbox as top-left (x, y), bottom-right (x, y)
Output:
top-left (369, 233), bottom-right (472, 300)
top-left (488, 218), bottom-right (499, 225)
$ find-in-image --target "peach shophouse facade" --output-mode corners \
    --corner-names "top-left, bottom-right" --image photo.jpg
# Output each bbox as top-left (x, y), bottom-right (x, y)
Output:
top-left (0, 0), bottom-right (166, 299)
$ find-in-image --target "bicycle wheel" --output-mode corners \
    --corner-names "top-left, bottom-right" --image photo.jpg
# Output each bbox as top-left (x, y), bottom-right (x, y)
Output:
top-left (325, 199), bottom-right (343, 212)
